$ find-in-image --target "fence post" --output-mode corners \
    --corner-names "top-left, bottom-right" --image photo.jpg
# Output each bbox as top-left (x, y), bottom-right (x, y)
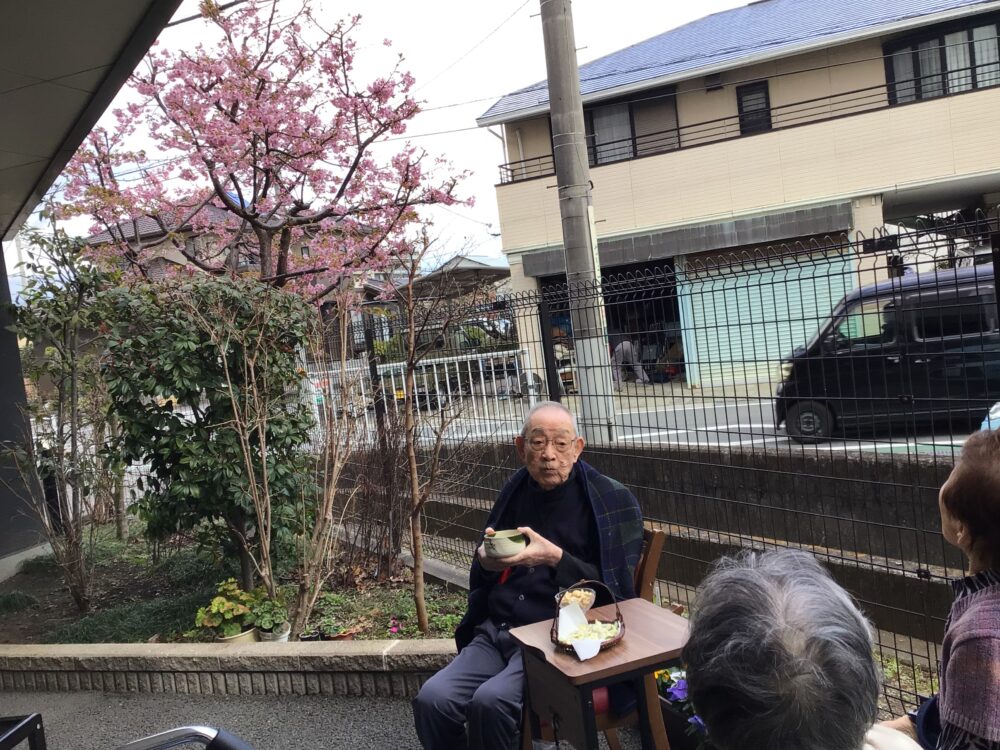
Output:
top-left (992, 233), bottom-right (1000, 326)
top-left (363, 313), bottom-right (388, 450)
top-left (538, 295), bottom-right (563, 403)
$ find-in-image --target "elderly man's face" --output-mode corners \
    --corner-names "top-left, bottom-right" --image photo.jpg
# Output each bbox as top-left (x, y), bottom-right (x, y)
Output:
top-left (515, 407), bottom-right (585, 490)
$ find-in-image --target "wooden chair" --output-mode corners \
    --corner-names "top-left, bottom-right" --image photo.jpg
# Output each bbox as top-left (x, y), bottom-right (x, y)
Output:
top-left (520, 527), bottom-right (670, 750)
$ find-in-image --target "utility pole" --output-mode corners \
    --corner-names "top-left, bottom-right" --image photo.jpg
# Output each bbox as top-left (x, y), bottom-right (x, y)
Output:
top-left (538, 0), bottom-right (615, 443)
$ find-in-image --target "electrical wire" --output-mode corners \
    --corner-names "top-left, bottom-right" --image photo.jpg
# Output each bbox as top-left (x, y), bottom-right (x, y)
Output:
top-left (415, 0), bottom-right (532, 92)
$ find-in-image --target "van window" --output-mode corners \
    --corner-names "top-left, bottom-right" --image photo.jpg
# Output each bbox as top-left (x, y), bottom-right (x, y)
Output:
top-left (911, 291), bottom-right (994, 341)
top-left (828, 299), bottom-right (896, 350)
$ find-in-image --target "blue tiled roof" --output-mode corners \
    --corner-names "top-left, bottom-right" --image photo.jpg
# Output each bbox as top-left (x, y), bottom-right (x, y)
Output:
top-left (478, 0), bottom-right (999, 124)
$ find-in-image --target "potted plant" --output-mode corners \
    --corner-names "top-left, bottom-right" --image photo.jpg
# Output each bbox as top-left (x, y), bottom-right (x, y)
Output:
top-left (655, 668), bottom-right (710, 750)
top-left (194, 578), bottom-right (259, 643)
top-left (317, 614), bottom-right (345, 641)
top-left (297, 627), bottom-right (321, 642)
top-left (253, 597), bottom-right (290, 642)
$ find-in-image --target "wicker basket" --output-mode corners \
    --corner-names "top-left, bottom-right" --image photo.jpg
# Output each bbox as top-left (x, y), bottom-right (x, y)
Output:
top-left (549, 579), bottom-right (625, 654)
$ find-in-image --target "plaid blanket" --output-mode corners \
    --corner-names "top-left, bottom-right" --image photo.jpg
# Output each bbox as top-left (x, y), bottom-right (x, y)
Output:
top-left (456, 460), bottom-right (644, 651)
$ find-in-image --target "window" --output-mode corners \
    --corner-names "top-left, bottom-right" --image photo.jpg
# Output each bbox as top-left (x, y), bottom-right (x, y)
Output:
top-left (828, 299), bottom-right (896, 350)
top-left (886, 18), bottom-right (1000, 103)
top-left (736, 82), bottom-right (772, 135)
top-left (590, 103), bottom-right (632, 164)
top-left (584, 88), bottom-right (679, 166)
top-left (910, 291), bottom-right (994, 340)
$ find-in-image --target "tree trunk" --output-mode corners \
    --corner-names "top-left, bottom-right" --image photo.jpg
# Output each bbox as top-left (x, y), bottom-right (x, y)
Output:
top-left (411, 509), bottom-right (428, 633)
top-left (114, 470), bottom-right (126, 540)
top-left (404, 318), bottom-right (429, 633)
top-left (228, 521), bottom-right (256, 591)
top-left (239, 546), bottom-right (255, 592)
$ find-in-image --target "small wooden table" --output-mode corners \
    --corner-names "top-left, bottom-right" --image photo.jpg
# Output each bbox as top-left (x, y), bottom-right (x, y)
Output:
top-left (510, 598), bottom-right (688, 750)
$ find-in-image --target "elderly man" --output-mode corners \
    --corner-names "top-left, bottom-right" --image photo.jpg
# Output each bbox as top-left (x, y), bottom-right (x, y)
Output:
top-left (683, 549), bottom-right (921, 750)
top-left (412, 401), bottom-right (644, 750)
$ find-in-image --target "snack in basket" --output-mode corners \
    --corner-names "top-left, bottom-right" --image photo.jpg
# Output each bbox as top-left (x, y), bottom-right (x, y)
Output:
top-left (557, 587), bottom-right (596, 610)
top-left (562, 620), bottom-right (620, 644)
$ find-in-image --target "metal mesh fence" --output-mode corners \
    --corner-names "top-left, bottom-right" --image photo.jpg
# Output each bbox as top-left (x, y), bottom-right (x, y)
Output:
top-left (321, 215), bottom-right (999, 713)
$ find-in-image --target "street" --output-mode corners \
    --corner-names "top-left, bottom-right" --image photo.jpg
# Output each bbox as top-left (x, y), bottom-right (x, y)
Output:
top-left (409, 388), bottom-right (970, 458)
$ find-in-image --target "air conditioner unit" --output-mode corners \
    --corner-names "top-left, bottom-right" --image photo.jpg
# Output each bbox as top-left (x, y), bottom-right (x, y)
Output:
top-left (705, 73), bottom-right (723, 91)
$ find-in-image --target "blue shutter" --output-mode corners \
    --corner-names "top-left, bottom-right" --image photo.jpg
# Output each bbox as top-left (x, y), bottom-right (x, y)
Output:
top-left (679, 253), bottom-right (854, 388)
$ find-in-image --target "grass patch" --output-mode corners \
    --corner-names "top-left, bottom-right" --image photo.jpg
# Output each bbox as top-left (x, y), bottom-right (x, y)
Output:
top-left (0, 591), bottom-right (38, 614)
top-left (307, 581), bottom-right (468, 640)
top-left (17, 554), bottom-right (59, 576)
top-left (45, 589), bottom-right (213, 644)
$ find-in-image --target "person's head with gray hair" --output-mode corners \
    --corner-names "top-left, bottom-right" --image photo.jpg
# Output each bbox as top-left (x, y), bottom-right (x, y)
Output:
top-left (682, 549), bottom-right (880, 750)
top-left (519, 400), bottom-right (578, 437)
top-left (515, 401), bottom-right (584, 491)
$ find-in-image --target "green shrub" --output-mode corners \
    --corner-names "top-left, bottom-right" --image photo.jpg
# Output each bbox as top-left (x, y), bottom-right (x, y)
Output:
top-left (251, 597), bottom-right (288, 633)
top-left (194, 578), bottom-right (258, 638)
top-left (0, 591), bottom-right (38, 615)
top-left (46, 590), bottom-right (212, 643)
top-left (17, 554), bottom-right (58, 575)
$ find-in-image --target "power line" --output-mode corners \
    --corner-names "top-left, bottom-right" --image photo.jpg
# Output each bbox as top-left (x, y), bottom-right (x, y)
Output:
top-left (416, 0), bottom-right (532, 92)
top-left (384, 125), bottom-right (482, 141)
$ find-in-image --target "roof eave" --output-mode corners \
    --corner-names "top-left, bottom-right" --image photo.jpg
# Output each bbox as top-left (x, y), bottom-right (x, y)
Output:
top-left (476, 0), bottom-right (1000, 128)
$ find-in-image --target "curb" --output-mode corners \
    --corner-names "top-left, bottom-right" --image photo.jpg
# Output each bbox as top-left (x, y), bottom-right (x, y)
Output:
top-left (0, 640), bottom-right (456, 698)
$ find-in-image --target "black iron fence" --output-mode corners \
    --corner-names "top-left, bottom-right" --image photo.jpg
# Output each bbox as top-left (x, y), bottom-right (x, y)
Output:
top-left (327, 215), bottom-right (999, 714)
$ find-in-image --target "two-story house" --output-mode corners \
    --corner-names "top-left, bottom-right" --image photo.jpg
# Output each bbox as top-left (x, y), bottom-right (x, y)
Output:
top-left (478, 0), bottom-right (1000, 389)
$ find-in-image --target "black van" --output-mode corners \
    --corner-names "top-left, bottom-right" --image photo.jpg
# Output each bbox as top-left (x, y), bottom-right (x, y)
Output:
top-left (775, 264), bottom-right (1000, 442)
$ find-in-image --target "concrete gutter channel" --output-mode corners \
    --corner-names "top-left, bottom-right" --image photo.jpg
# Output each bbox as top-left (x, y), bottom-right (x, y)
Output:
top-left (0, 640), bottom-right (456, 698)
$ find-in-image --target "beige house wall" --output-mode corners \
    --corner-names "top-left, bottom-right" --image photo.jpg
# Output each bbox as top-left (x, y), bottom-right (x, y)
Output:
top-left (503, 117), bottom-right (552, 164)
top-left (496, 85), bottom-right (1000, 254)
top-left (851, 194), bottom-right (890, 290)
top-left (507, 258), bottom-right (547, 383)
top-left (497, 40), bottom-right (887, 173)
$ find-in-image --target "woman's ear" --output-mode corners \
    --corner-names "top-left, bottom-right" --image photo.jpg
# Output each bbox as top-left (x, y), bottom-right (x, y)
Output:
top-left (954, 520), bottom-right (973, 555)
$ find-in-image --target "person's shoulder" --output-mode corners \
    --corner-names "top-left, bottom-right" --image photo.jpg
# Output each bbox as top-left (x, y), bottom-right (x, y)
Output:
top-left (501, 466), bottom-right (530, 492)
top-left (579, 461), bottom-right (623, 489)
top-left (950, 587), bottom-right (1000, 640)
top-left (579, 462), bottom-right (639, 506)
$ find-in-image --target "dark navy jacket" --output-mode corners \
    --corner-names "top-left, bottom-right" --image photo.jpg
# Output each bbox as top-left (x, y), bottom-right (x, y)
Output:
top-left (455, 460), bottom-right (644, 651)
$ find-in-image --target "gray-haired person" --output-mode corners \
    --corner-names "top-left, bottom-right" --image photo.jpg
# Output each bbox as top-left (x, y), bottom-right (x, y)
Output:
top-left (682, 549), bottom-right (921, 750)
top-left (608, 331), bottom-right (649, 390)
top-left (412, 401), bottom-right (644, 750)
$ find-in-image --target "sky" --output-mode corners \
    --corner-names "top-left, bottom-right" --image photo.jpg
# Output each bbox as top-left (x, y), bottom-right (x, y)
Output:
top-left (3, 0), bottom-right (750, 279)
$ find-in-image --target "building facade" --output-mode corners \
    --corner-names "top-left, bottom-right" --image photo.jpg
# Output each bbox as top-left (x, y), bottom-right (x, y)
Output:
top-left (478, 0), bottom-right (1000, 389)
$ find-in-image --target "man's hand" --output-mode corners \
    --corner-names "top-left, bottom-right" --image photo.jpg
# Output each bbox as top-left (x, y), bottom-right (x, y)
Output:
top-left (476, 527), bottom-right (510, 572)
top-left (477, 526), bottom-right (564, 572)
top-left (879, 716), bottom-right (917, 741)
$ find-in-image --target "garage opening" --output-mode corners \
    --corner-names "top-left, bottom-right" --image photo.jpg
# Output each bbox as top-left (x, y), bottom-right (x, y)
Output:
top-left (539, 259), bottom-right (685, 385)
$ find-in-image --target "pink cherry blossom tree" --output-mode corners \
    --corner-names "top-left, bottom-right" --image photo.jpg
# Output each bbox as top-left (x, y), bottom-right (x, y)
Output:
top-left (59, 0), bottom-right (464, 302)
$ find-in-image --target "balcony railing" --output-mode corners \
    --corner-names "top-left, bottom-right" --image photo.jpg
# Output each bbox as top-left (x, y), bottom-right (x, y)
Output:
top-left (497, 67), bottom-right (999, 184)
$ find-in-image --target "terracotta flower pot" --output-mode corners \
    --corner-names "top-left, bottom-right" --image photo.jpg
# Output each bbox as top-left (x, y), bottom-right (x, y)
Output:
top-left (322, 631), bottom-right (354, 641)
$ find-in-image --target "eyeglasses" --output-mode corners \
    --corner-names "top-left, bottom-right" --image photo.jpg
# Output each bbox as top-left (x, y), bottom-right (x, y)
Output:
top-left (525, 436), bottom-right (576, 453)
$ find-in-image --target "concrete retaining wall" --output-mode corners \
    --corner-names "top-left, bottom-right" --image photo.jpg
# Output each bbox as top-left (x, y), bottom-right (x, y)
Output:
top-left (437, 443), bottom-right (959, 569)
top-left (0, 641), bottom-right (456, 698)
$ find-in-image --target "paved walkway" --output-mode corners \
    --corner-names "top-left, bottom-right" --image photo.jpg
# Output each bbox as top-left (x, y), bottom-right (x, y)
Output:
top-left (3, 691), bottom-right (639, 749)
top-left (3, 691), bottom-right (419, 750)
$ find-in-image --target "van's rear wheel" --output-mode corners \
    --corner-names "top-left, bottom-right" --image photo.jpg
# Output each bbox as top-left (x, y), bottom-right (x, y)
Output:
top-left (786, 401), bottom-right (833, 443)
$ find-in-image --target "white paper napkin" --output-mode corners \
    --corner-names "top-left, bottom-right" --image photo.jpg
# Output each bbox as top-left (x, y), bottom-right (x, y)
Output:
top-left (557, 603), bottom-right (603, 661)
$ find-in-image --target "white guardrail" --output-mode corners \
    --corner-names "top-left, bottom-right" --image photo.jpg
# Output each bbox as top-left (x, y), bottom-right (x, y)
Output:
top-left (306, 348), bottom-right (541, 445)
